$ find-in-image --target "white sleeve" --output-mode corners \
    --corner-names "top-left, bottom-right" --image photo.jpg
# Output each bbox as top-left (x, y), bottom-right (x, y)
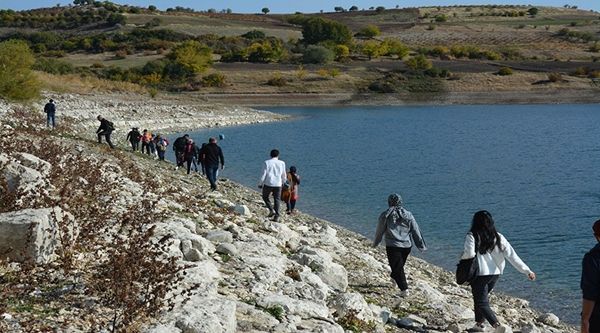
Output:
top-left (461, 233), bottom-right (476, 259)
top-left (501, 235), bottom-right (532, 275)
top-left (281, 161), bottom-right (287, 183)
top-left (258, 161), bottom-right (267, 186)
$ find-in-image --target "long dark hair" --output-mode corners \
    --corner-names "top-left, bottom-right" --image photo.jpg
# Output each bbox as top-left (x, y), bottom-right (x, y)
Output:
top-left (470, 210), bottom-right (502, 254)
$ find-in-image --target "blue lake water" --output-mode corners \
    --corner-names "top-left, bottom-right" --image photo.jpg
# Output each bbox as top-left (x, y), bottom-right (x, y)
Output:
top-left (170, 104), bottom-right (600, 323)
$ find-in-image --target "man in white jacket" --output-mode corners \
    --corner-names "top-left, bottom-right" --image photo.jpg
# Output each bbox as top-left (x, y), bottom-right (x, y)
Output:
top-left (258, 149), bottom-right (286, 222)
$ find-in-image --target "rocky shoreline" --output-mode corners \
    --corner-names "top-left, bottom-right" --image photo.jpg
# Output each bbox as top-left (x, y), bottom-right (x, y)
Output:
top-left (0, 93), bottom-right (576, 333)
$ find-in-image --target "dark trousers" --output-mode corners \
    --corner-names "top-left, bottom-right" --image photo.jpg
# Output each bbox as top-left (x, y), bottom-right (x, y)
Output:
top-left (471, 275), bottom-right (500, 326)
top-left (186, 158), bottom-right (195, 174)
top-left (157, 150), bottom-right (165, 161)
top-left (175, 151), bottom-right (185, 167)
top-left (97, 131), bottom-right (114, 149)
top-left (286, 199), bottom-right (297, 212)
top-left (386, 246), bottom-right (411, 291)
top-left (262, 185), bottom-right (281, 217)
top-left (130, 140), bottom-right (139, 151)
top-left (206, 164), bottom-right (219, 190)
top-left (142, 142), bottom-right (151, 155)
top-left (199, 161), bottom-right (205, 175)
top-left (47, 113), bottom-right (55, 128)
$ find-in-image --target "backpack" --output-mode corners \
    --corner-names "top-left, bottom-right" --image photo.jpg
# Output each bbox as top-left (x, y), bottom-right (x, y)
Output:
top-left (157, 138), bottom-right (168, 151)
top-left (107, 121), bottom-right (115, 131)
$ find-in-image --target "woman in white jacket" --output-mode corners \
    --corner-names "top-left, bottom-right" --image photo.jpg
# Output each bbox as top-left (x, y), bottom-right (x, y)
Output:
top-left (461, 210), bottom-right (536, 333)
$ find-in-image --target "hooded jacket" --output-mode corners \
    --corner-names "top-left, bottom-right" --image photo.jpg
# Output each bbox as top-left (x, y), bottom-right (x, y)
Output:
top-left (373, 194), bottom-right (427, 250)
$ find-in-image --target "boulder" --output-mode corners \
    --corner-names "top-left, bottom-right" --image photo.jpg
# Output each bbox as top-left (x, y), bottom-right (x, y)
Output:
top-left (181, 240), bottom-right (202, 262)
top-left (14, 153), bottom-right (52, 177)
top-left (537, 313), bottom-right (560, 326)
top-left (232, 204), bottom-right (251, 216)
top-left (0, 207), bottom-right (73, 264)
top-left (216, 243), bottom-right (238, 256)
top-left (330, 293), bottom-right (374, 321)
top-left (174, 297), bottom-right (236, 333)
top-left (206, 230), bottom-right (233, 244)
top-left (257, 294), bottom-right (329, 319)
top-left (292, 246), bottom-right (348, 292)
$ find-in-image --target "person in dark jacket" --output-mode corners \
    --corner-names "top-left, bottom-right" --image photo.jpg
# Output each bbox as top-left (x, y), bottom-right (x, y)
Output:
top-left (198, 143), bottom-right (207, 175)
top-left (581, 219), bottom-right (600, 333)
top-left (200, 137), bottom-right (224, 191)
top-left (44, 99), bottom-right (56, 128)
top-left (126, 127), bottom-right (141, 152)
top-left (154, 134), bottom-right (168, 161)
top-left (373, 193), bottom-right (427, 298)
top-left (173, 134), bottom-right (189, 170)
top-left (183, 138), bottom-right (197, 175)
top-left (96, 115), bottom-right (115, 149)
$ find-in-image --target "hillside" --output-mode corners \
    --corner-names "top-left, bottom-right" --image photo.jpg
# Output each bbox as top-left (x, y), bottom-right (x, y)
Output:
top-left (0, 3), bottom-right (600, 104)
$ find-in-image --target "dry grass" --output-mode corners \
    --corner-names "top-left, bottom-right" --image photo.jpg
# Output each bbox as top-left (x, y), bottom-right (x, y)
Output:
top-left (37, 72), bottom-right (147, 94)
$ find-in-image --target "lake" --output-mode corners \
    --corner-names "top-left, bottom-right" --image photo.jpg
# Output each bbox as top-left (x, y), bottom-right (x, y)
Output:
top-left (171, 104), bottom-right (600, 323)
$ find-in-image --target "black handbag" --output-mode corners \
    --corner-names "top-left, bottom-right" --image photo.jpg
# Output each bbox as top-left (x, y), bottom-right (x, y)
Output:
top-left (456, 235), bottom-right (479, 285)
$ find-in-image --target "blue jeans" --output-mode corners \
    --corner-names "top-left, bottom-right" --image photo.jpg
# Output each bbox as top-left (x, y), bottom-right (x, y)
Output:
top-left (206, 165), bottom-right (219, 190)
top-left (47, 113), bottom-right (55, 128)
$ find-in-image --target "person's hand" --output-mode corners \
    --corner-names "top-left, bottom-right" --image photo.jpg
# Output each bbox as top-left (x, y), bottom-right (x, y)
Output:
top-left (527, 272), bottom-right (536, 281)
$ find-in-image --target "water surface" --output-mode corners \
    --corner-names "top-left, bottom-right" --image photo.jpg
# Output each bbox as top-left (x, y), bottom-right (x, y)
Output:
top-left (172, 104), bottom-right (600, 323)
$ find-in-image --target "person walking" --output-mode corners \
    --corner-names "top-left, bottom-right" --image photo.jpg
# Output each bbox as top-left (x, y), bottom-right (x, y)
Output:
top-left (581, 219), bottom-right (600, 333)
top-left (154, 134), bottom-right (168, 161)
top-left (461, 210), bottom-right (536, 333)
top-left (281, 166), bottom-right (301, 215)
top-left (96, 115), bottom-right (115, 149)
top-left (126, 127), bottom-right (141, 152)
top-left (373, 193), bottom-right (426, 297)
top-left (141, 129), bottom-right (152, 155)
top-left (44, 99), bottom-right (56, 128)
top-left (200, 137), bottom-right (224, 191)
top-left (173, 134), bottom-right (189, 170)
top-left (258, 149), bottom-right (286, 222)
top-left (184, 138), bottom-right (197, 175)
top-left (198, 143), bottom-right (207, 175)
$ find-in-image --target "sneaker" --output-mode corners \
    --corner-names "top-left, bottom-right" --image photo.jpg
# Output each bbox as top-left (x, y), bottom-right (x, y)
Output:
top-left (267, 212), bottom-right (275, 218)
top-left (494, 324), bottom-right (512, 333)
top-left (174, 166), bottom-right (179, 171)
top-left (272, 215), bottom-right (279, 222)
top-left (399, 289), bottom-right (410, 297)
top-left (467, 323), bottom-right (485, 332)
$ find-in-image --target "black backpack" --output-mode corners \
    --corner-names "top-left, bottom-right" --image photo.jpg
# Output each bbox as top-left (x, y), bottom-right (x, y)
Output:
top-left (107, 121), bottom-right (115, 131)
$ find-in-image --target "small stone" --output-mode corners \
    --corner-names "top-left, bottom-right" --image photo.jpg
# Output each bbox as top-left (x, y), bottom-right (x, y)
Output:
top-left (521, 323), bottom-right (541, 333)
top-left (407, 314), bottom-right (427, 326)
top-left (537, 313), bottom-right (560, 326)
top-left (205, 230), bottom-right (233, 244)
top-left (232, 204), bottom-right (251, 216)
top-left (2, 313), bottom-right (13, 320)
top-left (216, 243), bottom-right (238, 256)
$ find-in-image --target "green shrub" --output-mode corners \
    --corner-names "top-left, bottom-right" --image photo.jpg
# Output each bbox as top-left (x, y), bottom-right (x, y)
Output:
top-left (424, 67), bottom-right (451, 78)
top-left (241, 30), bottom-right (266, 40)
top-left (201, 73), bottom-right (226, 87)
top-left (337, 309), bottom-right (376, 333)
top-left (528, 7), bottom-right (539, 16)
top-left (497, 67), bottom-right (514, 75)
top-left (301, 17), bottom-right (352, 45)
top-left (265, 305), bottom-right (284, 321)
top-left (358, 25), bottom-right (381, 38)
top-left (589, 42), bottom-right (600, 52)
top-left (361, 40), bottom-right (385, 60)
top-left (0, 40), bottom-right (40, 101)
top-left (381, 38), bottom-right (410, 58)
top-left (404, 54), bottom-right (433, 71)
top-left (572, 66), bottom-right (588, 76)
top-left (334, 44), bottom-right (350, 61)
top-left (33, 57), bottom-right (75, 75)
top-left (435, 14), bottom-right (448, 22)
top-left (302, 45), bottom-right (335, 64)
top-left (166, 41), bottom-right (212, 78)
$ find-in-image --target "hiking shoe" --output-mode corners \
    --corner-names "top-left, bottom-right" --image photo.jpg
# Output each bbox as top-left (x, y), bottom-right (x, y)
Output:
top-left (272, 215), bottom-right (279, 222)
top-left (494, 324), bottom-right (512, 333)
top-left (399, 290), bottom-right (410, 297)
top-left (267, 212), bottom-right (275, 218)
top-left (467, 323), bottom-right (485, 332)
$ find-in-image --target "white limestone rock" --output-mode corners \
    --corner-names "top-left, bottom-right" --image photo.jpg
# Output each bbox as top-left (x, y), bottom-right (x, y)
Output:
top-left (232, 204), bottom-right (251, 216)
top-left (257, 294), bottom-right (329, 319)
top-left (292, 246), bottom-right (348, 292)
top-left (0, 207), bottom-right (73, 264)
top-left (330, 292), bottom-right (375, 321)
top-left (174, 297), bottom-right (236, 333)
top-left (206, 230), bottom-right (233, 244)
top-left (216, 243), bottom-right (238, 256)
top-left (538, 313), bottom-right (560, 326)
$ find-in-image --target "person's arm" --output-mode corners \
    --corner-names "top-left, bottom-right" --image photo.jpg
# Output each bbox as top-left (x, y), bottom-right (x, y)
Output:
top-left (372, 213), bottom-right (387, 247)
top-left (409, 214), bottom-right (427, 251)
top-left (96, 121), bottom-right (103, 133)
top-left (582, 298), bottom-right (595, 333)
top-left (280, 162), bottom-right (287, 184)
top-left (258, 161), bottom-right (267, 187)
top-left (294, 174), bottom-right (300, 185)
top-left (461, 233), bottom-right (476, 259)
top-left (581, 253), bottom-right (599, 333)
top-left (501, 235), bottom-right (534, 277)
top-left (219, 147), bottom-right (224, 169)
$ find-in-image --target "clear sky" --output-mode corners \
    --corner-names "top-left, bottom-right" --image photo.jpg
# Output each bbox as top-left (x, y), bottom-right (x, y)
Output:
top-left (2, 0), bottom-right (599, 13)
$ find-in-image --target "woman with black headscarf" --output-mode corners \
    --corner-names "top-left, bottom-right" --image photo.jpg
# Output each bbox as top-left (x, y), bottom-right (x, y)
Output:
top-left (373, 193), bottom-right (427, 297)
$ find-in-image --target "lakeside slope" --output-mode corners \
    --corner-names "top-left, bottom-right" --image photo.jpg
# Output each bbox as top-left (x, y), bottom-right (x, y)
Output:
top-left (0, 93), bottom-right (576, 332)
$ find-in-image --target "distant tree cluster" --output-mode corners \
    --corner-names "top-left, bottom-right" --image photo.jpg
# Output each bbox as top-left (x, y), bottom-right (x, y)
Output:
top-left (0, 3), bottom-right (126, 30)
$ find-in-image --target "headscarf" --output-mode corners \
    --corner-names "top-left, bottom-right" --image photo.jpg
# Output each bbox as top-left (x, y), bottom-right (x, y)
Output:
top-left (384, 193), bottom-right (411, 222)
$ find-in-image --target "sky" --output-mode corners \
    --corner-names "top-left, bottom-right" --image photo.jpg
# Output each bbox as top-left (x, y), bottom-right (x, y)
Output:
top-left (2, 0), bottom-right (599, 13)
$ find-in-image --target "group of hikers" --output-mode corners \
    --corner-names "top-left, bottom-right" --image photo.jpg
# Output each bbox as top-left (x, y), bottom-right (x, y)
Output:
top-left (374, 195), bottom-right (600, 333)
top-left (46, 100), bottom-right (598, 333)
